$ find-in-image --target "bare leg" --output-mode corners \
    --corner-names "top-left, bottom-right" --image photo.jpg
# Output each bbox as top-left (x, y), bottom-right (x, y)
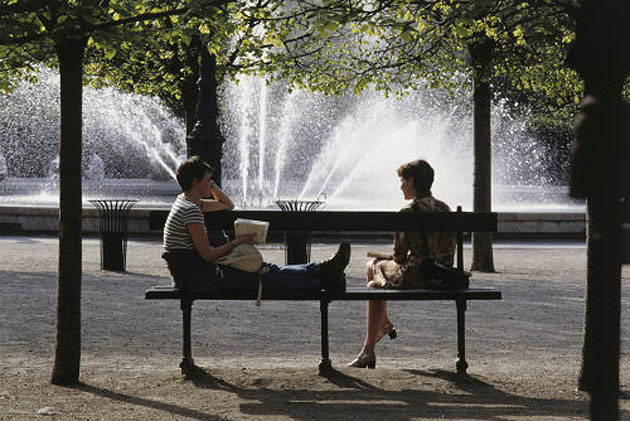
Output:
top-left (361, 300), bottom-right (388, 354)
top-left (361, 261), bottom-right (391, 354)
top-left (349, 261), bottom-right (393, 367)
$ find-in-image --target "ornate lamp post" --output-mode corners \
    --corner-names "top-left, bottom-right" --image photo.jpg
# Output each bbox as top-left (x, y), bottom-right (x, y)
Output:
top-left (186, 47), bottom-right (226, 186)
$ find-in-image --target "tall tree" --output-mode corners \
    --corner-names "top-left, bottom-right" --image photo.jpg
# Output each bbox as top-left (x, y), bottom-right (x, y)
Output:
top-left (0, 0), bottom-right (219, 385)
top-left (468, 33), bottom-right (495, 271)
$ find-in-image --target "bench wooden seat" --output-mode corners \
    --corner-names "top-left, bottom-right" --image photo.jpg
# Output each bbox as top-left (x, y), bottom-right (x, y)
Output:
top-left (146, 284), bottom-right (501, 301)
top-left (145, 209), bottom-right (502, 375)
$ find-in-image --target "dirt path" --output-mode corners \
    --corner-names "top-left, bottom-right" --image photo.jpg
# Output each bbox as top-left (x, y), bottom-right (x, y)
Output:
top-left (1, 236), bottom-right (629, 420)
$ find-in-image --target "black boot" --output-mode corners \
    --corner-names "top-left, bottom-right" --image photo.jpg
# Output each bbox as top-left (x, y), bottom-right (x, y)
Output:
top-left (319, 243), bottom-right (351, 291)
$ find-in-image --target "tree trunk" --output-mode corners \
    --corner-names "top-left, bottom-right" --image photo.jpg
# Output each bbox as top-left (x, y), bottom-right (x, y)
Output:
top-left (579, 195), bottom-right (622, 420)
top-left (469, 37), bottom-right (495, 272)
top-left (566, 1), bottom-right (630, 417)
top-left (569, 95), bottom-right (627, 420)
top-left (51, 36), bottom-right (87, 386)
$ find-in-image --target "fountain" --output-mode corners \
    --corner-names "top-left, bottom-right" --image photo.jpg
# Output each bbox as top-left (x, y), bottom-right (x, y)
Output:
top-left (0, 67), bottom-right (185, 208)
top-left (0, 68), bottom-right (585, 234)
top-left (221, 75), bottom-right (583, 212)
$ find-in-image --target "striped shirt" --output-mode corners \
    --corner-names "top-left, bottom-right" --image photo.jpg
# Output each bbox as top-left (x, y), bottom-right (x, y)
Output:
top-left (163, 194), bottom-right (205, 251)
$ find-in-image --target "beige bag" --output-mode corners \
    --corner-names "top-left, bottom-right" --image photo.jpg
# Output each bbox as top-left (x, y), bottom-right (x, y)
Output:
top-left (214, 244), bottom-right (263, 272)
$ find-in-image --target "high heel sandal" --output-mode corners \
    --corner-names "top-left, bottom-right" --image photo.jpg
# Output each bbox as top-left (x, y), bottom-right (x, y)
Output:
top-left (347, 352), bottom-right (376, 369)
top-left (375, 322), bottom-right (397, 343)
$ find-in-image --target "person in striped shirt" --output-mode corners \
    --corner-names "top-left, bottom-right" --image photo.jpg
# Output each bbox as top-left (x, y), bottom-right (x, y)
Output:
top-left (162, 156), bottom-right (349, 292)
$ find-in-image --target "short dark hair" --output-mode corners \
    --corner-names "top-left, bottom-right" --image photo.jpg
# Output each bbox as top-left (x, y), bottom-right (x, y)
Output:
top-left (397, 159), bottom-right (434, 197)
top-left (176, 156), bottom-right (213, 191)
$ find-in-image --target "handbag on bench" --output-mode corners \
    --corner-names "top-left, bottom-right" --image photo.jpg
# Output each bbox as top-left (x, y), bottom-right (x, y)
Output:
top-left (213, 244), bottom-right (264, 273)
top-left (420, 259), bottom-right (471, 289)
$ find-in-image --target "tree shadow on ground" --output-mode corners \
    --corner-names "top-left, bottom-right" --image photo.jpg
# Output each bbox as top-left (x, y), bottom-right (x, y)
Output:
top-left (71, 365), bottom-right (629, 420)
top-left (73, 382), bottom-right (232, 421)
top-left (182, 365), bottom-right (596, 420)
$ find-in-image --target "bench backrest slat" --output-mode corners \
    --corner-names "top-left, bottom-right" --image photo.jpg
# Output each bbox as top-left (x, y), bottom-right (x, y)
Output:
top-left (149, 210), bottom-right (497, 233)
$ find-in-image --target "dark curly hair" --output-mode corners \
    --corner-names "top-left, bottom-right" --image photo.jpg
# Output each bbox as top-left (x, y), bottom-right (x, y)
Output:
top-left (176, 156), bottom-right (213, 191)
top-left (397, 159), bottom-right (434, 198)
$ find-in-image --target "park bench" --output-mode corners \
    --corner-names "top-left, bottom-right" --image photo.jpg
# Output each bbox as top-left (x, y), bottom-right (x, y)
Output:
top-left (145, 208), bottom-right (501, 375)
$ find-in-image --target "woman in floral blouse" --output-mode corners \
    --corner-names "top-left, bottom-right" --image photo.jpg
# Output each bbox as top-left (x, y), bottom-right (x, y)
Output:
top-left (348, 159), bottom-right (456, 369)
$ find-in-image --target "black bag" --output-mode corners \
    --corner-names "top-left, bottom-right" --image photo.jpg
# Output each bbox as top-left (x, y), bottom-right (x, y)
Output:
top-left (420, 259), bottom-right (471, 289)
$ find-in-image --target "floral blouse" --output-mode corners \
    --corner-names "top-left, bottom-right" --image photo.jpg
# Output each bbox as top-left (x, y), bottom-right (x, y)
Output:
top-left (372, 196), bottom-right (456, 289)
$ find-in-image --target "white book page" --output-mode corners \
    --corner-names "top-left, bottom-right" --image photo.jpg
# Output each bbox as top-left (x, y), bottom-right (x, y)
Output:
top-left (234, 218), bottom-right (270, 244)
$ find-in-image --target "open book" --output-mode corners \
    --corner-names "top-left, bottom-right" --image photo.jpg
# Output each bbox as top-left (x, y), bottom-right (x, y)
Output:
top-left (234, 218), bottom-right (270, 244)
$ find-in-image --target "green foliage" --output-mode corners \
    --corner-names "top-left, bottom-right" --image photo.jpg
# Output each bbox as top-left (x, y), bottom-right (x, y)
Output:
top-left (79, 1), bottom-right (286, 122)
top-left (0, 0), bottom-right (299, 131)
top-left (255, 0), bottom-right (583, 117)
top-left (84, 18), bottom-right (202, 121)
top-left (0, 0), bottom-right (598, 128)
top-left (0, 1), bottom-right (211, 92)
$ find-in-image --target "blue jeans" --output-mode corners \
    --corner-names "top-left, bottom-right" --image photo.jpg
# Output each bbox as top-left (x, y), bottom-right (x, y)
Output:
top-left (183, 257), bottom-right (322, 292)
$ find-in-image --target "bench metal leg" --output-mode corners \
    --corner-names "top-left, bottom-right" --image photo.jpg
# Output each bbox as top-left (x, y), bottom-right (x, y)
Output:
top-left (455, 298), bottom-right (468, 374)
top-left (319, 299), bottom-right (332, 373)
top-left (285, 232), bottom-right (309, 264)
top-left (180, 298), bottom-right (195, 375)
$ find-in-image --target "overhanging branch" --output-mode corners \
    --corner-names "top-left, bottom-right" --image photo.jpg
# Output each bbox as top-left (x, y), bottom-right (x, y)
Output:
top-left (0, 0), bottom-right (48, 16)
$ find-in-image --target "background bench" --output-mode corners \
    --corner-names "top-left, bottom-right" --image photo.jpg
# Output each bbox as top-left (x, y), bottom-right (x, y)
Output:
top-left (146, 208), bottom-right (501, 375)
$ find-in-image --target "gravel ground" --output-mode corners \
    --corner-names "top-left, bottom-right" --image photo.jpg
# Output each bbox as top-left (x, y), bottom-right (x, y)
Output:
top-left (1, 235), bottom-right (629, 420)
